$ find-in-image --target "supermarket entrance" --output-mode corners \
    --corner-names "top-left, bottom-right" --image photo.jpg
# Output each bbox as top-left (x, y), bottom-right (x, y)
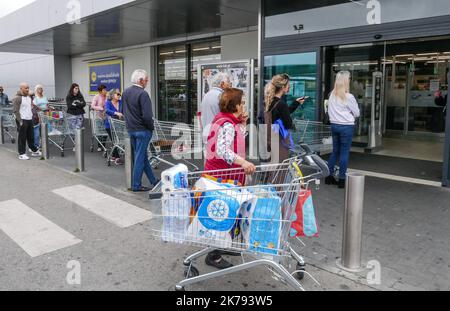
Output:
top-left (322, 36), bottom-right (450, 181)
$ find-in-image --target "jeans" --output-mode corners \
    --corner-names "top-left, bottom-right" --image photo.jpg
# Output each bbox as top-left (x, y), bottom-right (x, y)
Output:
top-left (68, 115), bottom-right (84, 131)
top-left (327, 124), bottom-right (354, 180)
top-left (33, 125), bottom-right (40, 149)
top-left (129, 130), bottom-right (157, 190)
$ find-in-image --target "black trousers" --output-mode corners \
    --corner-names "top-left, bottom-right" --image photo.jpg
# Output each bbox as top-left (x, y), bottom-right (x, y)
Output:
top-left (16, 120), bottom-right (37, 155)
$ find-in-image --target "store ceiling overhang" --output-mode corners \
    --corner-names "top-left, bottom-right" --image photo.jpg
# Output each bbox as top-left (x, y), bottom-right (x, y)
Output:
top-left (0, 0), bottom-right (259, 56)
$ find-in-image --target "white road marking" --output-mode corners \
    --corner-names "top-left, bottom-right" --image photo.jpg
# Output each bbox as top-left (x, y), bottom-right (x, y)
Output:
top-left (348, 169), bottom-right (443, 187)
top-left (52, 185), bottom-right (153, 228)
top-left (0, 199), bottom-right (82, 257)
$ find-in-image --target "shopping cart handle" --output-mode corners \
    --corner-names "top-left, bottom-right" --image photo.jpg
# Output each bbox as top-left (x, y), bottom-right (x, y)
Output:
top-left (300, 143), bottom-right (314, 155)
top-left (310, 154), bottom-right (330, 178)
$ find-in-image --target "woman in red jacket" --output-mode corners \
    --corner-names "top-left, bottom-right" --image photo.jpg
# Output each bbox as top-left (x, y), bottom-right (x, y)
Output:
top-left (203, 88), bottom-right (256, 269)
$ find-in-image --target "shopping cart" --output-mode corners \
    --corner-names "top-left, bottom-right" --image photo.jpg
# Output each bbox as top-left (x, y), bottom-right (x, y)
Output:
top-left (150, 119), bottom-right (202, 171)
top-left (291, 119), bottom-right (333, 155)
top-left (39, 111), bottom-right (76, 157)
top-left (89, 109), bottom-right (109, 156)
top-left (150, 154), bottom-right (328, 291)
top-left (107, 117), bottom-right (128, 166)
top-left (0, 106), bottom-right (17, 144)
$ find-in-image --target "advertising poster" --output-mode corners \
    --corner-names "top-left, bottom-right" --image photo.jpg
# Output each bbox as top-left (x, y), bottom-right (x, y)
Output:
top-left (88, 59), bottom-right (123, 95)
top-left (199, 61), bottom-right (251, 109)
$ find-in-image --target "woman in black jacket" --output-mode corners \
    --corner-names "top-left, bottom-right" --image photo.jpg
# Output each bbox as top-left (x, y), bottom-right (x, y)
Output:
top-left (66, 83), bottom-right (87, 131)
top-left (264, 74), bottom-right (305, 163)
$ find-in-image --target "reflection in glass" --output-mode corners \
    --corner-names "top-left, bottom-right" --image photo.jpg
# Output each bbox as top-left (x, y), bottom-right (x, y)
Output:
top-left (264, 52), bottom-right (317, 121)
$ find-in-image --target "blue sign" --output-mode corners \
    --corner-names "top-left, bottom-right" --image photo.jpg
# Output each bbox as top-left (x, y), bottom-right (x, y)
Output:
top-left (88, 59), bottom-right (123, 95)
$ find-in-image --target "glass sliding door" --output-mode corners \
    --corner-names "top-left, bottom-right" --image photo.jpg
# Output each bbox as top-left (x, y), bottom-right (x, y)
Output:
top-left (264, 52), bottom-right (318, 121)
top-left (158, 40), bottom-right (221, 124)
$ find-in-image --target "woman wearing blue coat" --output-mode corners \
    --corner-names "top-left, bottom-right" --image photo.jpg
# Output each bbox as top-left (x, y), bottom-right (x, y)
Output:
top-left (105, 88), bottom-right (124, 165)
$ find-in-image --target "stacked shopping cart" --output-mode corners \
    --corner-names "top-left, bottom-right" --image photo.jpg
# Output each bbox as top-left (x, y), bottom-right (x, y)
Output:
top-left (291, 119), bottom-right (333, 155)
top-left (0, 106), bottom-right (17, 144)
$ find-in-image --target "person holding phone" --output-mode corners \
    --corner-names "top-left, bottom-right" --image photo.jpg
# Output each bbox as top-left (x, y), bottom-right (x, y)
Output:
top-left (264, 74), bottom-right (306, 163)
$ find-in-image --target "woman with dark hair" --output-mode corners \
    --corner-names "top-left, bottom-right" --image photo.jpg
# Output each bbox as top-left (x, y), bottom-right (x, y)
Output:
top-left (203, 88), bottom-right (256, 270)
top-left (66, 83), bottom-right (86, 131)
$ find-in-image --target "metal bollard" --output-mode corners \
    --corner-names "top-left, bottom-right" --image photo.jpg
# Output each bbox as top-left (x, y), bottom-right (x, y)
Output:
top-left (41, 122), bottom-right (49, 160)
top-left (75, 128), bottom-right (85, 172)
top-left (125, 138), bottom-right (134, 190)
top-left (337, 173), bottom-right (365, 272)
top-left (0, 116), bottom-right (4, 145)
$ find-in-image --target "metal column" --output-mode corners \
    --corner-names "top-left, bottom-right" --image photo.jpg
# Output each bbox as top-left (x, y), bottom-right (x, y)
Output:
top-left (125, 138), bottom-right (134, 190)
top-left (0, 116), bottom-right (4, 145)
top-left (75, 129), bottom-right (84, 172)
top-left (337, 173), bottom-right (366, 272)
top-left (41, 122), bottom-right (49, 160)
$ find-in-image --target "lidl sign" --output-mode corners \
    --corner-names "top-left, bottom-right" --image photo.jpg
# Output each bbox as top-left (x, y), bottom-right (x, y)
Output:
top-left (88, 59), bottom-right (123, 95)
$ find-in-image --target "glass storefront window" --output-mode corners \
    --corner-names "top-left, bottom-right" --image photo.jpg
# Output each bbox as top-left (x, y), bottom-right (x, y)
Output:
top-left (264, 52), bottom-right (317, 121)
top-left (158, 40), bottom-right (221, 124)
top-left (190, 41), bottom-right (221, 123)
top-left (158, 45), bottom-right (188, 123)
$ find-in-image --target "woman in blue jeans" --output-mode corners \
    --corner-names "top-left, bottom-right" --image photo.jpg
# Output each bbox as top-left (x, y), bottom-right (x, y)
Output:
top-left (325, 71), bottom-right (360, 189)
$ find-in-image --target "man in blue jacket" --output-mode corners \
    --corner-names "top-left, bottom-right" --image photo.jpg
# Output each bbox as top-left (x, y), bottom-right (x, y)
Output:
top-left (122, 69), bottom-right (159, 192)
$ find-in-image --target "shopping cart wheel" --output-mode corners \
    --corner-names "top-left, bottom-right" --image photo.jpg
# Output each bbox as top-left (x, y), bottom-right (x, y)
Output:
top-left (61, 152), bottom-right (65, 157)
top-left (184, 266), bottom-right (199, 279)
top-left (295, 263), bottom-right (306, 280)
top-left (103, 151), bottom-right (108, 158)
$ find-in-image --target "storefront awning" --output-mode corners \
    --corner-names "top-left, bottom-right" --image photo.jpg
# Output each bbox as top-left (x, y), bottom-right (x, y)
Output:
top-left (0, 0), bottom-right (259, 56)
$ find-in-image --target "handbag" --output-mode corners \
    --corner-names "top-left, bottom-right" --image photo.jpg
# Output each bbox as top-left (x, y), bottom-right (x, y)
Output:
top-left (290, 190), bottom-right (319, 238)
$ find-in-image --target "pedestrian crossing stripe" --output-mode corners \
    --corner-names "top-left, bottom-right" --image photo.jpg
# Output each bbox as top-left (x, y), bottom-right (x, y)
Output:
top-left (52, 185), bottom-right (153, 228)
top-left (0, 199), bottom-right (82, 257)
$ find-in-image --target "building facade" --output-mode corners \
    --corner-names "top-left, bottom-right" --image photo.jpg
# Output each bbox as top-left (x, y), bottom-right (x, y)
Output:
top-left (0, 0), bottom-right (449, 186)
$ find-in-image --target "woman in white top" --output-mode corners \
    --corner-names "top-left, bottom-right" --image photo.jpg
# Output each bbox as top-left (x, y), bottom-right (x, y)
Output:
top-left (32, 84), bottom-right (49, 150)
top-left (325, 71), bottom-right (360, 189)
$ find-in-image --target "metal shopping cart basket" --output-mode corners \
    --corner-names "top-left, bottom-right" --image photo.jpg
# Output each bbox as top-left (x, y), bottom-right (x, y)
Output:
top-left (39, 111), bottom-right (76, 157)
top-left (0, 106), bottom-right (17, 144)
top-left (150, 119), bottom-right (202, 171)
top-left (108, 117), bottom-right (128, 166)
top-left (89, 109), bottom-right (109, 156)
top-left (291, 119), bottom-right (333, 155)
top-left (149, 155), bottom-right (328, 291)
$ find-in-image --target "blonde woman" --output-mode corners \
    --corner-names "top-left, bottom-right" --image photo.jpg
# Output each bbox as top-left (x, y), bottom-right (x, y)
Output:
top-left (264, 74), bottom-right (305, 163)
top-left (325, 71), bottom-right (360, 189)
top-left (32, 84), bottom-right (49, 149)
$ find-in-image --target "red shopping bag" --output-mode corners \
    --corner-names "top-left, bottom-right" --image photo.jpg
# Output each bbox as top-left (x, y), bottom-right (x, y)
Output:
top-left (290, 190), bottom-right (319, 238)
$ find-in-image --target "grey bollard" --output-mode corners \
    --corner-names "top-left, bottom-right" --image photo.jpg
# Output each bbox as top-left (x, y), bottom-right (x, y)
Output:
top-left (0, 116), bottom-right (4, 145)
top-left (337, 173), bottom-right (365, 272)
top-left (125, 138), bottom-right (134, 190)
top-left (41, 122), bottom-right (49, 160)
top-left (75, 128), bottom-right (85, 172)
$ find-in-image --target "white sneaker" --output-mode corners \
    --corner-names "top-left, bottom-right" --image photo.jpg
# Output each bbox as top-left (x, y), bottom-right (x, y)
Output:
top-left (97, 147), bottom-right (102, 152)
top-left (19, 154), bottom-right (30, 160)
top-left (31, 151), bottom-right (42, 157)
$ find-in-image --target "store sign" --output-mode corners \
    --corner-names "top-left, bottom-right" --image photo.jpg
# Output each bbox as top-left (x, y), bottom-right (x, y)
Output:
top-left (88, 59), bottom-right (123, 95)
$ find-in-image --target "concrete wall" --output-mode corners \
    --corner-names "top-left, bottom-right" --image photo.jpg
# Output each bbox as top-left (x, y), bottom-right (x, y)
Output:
top-left (71, 46), bottom-right (152, 103)
top-left (221, 31), bottom-right (258, 61)
top-left (0, 52), bottom-right (55, 98)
